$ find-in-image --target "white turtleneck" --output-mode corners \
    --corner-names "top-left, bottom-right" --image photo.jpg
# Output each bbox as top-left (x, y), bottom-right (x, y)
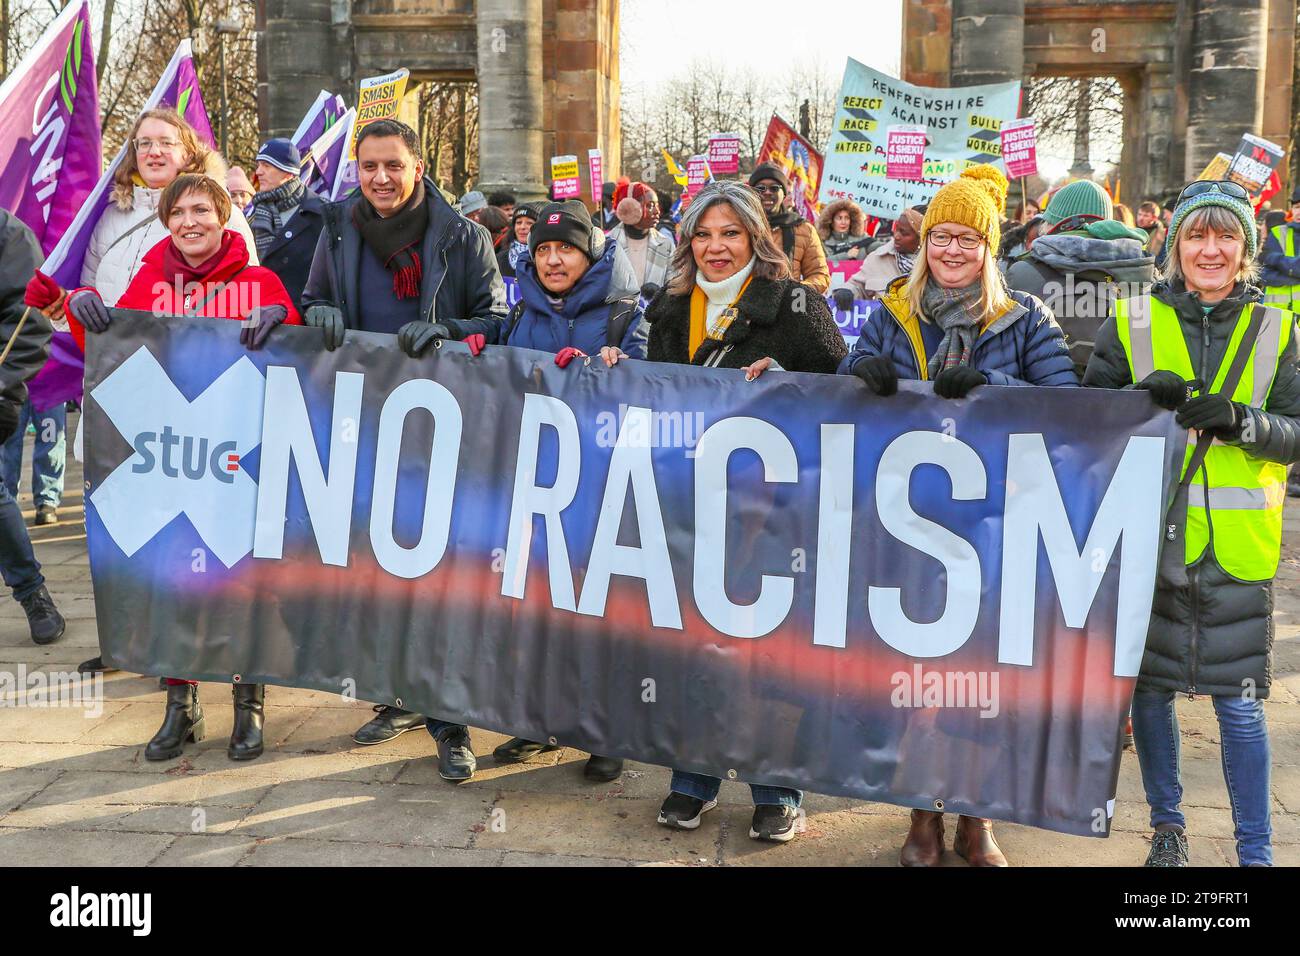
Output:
top-left (695, 256), bottom-right (756, 337)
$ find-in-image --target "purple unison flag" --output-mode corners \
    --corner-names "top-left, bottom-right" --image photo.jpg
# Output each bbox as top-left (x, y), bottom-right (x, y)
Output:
top-left (301, 107), bottom-right (357, 200)
top-left (291, 90), bottom-right (346, 156)
top-left (33, 38), bottom-right (216, 408)
top-left (0, 1), bottom-right (100, 255)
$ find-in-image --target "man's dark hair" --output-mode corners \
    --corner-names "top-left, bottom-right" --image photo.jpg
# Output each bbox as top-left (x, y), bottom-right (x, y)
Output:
top-left (487, 191), bottom-right (516, 208)
top-left (355, 119), bottom-right (421, 161)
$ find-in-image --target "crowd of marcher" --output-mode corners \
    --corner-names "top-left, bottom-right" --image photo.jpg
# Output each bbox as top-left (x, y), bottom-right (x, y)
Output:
top-left (0, 106), bottom-right (1295, 867)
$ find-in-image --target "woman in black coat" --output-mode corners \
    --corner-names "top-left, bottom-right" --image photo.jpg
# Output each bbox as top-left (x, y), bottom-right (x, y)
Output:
top-left (642, 180), bottom-right (846, 844)
top-left (644, 182), bottom-right (845, 375)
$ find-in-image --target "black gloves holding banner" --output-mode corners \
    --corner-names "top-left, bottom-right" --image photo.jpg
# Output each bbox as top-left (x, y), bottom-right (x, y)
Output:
top-left (397, 321), bottom-right (452, 358)
top-left (304, 305), bottom-right (345, 351)
top-left (933, 366), bottom-right (987, 399)
top-left (1135, 370), bottom-right (1193, 410)
top-left (851, 355), bottom-right (898, 396)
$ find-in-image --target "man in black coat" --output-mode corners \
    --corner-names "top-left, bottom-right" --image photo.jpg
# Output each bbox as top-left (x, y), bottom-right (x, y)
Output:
top-left (247, 138), bottom-right (326, 312)
top-left (301, 119), bottom-right (506, 783)
top-left (1, 210), bottom-right (64, 645)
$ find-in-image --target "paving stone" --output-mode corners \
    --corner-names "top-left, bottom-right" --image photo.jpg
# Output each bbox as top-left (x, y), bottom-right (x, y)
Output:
top-left (232, 778), bottom-right (493, 848)
top-left (0, 826), bottom-right (172, 866)
top-left (149, 834), bottom-right (256, 867)
top-left (238, 837), bottom-right (500, 867)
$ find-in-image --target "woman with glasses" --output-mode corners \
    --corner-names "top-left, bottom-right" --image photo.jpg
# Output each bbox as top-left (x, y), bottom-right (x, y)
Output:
top-left (24, 108), bottom-right (260, 678)
top-left (837, 164), bottom-right (1076, 866)
top-left (1084, 180), bottom-right (1300, 867)
top-left (643, 179), bottom-right (846, 844)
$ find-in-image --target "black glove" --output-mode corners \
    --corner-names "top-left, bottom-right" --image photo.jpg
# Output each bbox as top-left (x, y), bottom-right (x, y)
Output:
top-left (304, 304), bottom-right (346, 352)
top-left (397, 321), bottom-right (452, 358)
top-left (851, 355), bottom-right (898, 396)
top-left (933, 365), bottom-right (987, 399)
top-left (1135, 369), bottom-right (1191, 411)
top-left (240, 304), bottom-right (288, 351)
top-left (832, 288), bottom-right (855, 311)
top-left (67, 288), bottom-right (111, 333)
top-left (1176, 393), bottom-right (1243, 435)
top-left (0, 401), bottom-right (18, 445)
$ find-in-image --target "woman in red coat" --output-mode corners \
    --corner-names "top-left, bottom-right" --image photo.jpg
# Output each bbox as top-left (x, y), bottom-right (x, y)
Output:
top-left (67, 173), bottom-right (301, 764)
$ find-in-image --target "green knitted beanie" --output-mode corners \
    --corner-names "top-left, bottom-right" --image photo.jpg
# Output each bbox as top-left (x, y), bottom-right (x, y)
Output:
top-left (1043, 180), bottom-right (1113, 225)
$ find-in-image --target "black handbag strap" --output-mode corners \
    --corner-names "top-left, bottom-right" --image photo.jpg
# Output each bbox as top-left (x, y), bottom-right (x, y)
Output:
top-left (1176, 302), bottom-right (1268, 492)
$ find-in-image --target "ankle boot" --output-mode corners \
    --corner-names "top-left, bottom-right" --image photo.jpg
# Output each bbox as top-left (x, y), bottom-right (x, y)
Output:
top-left (229, 683), bottom-right (265, 761)
top-left (954, 815), bottom-right (1008, 867)
top-left (899, 809), bottom-right (945, 866)
top-left (145, 683), bottom-right (205, 761)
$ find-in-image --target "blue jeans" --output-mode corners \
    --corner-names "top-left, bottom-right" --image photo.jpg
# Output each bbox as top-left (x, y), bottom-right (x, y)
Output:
top-left (2, 400), bottom-right (65, 508)
top-left (1131, 688), bottom-right (1272, 866)
top-left (425, 718), bottom-right (468, 740)
top-left (0, 479), bottom-right (44, 602)
top-left (670, 769), bottom-right (802, 809)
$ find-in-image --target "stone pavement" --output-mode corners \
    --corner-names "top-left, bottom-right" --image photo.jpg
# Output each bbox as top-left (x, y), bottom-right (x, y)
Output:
top-left (0, 418), bottom-right (1296, 867)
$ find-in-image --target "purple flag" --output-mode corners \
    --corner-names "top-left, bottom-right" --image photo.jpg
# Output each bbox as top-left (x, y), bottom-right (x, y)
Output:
top-left (291, 90), bottom-right (346, 156)
top-left (301, 107), bottom-right (357, 201)
top-left (0, 1), bottom-right (100, 254)
top-left (34, 38), bottom-right (215, 408)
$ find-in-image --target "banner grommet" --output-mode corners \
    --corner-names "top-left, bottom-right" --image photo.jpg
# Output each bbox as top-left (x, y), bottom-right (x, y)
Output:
top-left (232, 674), bottom-right (242, 683)
top-left (547, 736), bottom-right (558, 746)
top-left (726, 769), bottom-right (738, 780)
top-left (395, 697), bottom-right (403, 707)
top-left (933, 798), bottom-right (944, 811)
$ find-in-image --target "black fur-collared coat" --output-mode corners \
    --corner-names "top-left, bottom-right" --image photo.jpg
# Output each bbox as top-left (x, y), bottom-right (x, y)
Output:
top-left (644, 275), bottom-right (847, 373)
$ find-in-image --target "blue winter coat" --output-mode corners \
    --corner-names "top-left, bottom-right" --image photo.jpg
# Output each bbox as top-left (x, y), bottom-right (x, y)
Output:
top-left (837, 275), bottom-right (1078, 386)
top-left (1259, 222), bottom-right (1300, 288)
top-left (501, 241), bottom-right (648, 358)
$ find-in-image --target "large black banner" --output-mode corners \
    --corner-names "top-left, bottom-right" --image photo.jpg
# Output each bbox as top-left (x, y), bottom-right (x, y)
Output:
top-left (84, 311), bottom-right (1183, 835)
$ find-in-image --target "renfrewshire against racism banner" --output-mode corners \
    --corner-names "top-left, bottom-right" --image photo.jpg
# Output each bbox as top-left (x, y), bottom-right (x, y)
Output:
top-left (83, 314), bottom-right (1183, 836)
top-left (820, 59), bottom-right (1020, 219)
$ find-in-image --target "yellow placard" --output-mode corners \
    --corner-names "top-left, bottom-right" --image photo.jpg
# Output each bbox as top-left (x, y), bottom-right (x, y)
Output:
top-left (349, 68), bottom-right (410, 160)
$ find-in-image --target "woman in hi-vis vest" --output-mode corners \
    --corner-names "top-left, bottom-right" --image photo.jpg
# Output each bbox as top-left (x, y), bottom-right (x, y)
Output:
top-left (1085, 181), bottom-right (1300, 867)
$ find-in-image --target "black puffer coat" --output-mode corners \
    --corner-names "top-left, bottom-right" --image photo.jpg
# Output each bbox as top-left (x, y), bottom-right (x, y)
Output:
top-left (0, 210), bottom-right (51, 412)
top-left (1083, 279), bottom-right (1300, 696)
top-left (644, 275), bottom-right (846, 373)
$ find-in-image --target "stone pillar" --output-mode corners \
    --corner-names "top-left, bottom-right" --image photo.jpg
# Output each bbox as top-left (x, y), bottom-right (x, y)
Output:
top-left (256, 0), bottom-right (337, 140)
top-left (1185, 0), bottom-right (1268, 179)
top-left (950, 0), bottom-right (1024, 86)
top-left (476, 0), bottom-right (545, 199)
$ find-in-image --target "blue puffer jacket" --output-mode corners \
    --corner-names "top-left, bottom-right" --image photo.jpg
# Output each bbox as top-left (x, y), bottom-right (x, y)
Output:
top-left (501, 240), bottom-right (648, 358)
top-left (1259, 222), bottom-right (1300, 289)
top-left (837, 275), bottom-right (1078, 386)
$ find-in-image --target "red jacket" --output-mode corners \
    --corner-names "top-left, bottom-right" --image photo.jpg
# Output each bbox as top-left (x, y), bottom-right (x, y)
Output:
top-left (71, 230), bottom-right (301, 352)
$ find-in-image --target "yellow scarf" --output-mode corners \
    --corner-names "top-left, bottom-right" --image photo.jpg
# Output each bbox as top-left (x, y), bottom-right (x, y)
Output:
top-left (688, 274), bottom-right (753, 360)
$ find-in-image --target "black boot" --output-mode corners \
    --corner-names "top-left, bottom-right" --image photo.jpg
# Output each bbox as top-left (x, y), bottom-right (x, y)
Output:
top-left (145, 683), bottom-right (205, 761)
top-left (20, 586), bottom-right (64, 645)
top-left (228, 683), bottom-right (265, 761)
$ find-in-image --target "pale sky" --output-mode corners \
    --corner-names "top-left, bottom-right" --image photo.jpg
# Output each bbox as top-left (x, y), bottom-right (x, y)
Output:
top-left (619, 0), bottom-right (903, 90)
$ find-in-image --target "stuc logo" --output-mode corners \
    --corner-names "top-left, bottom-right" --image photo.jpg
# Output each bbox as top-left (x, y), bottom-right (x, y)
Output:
top-left (90, 348), bottom-right (266, 567)
top-left (547, 213), bottom-right (561, 224)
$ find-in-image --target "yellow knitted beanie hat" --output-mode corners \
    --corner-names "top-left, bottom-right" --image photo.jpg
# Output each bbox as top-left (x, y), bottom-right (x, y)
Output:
top-left (920, 164), bottom-right (1008, 255)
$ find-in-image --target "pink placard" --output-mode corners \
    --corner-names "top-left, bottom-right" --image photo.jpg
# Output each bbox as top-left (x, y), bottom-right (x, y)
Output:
top-left (588, 149), bottom-right (604, 204)
top-left (885, 126), bottom-right (927, 181)
top-left (1000, 118), bottom-right (1038, 179)
top-left (686, 154), bottom-right (711, 196)
top-left (707, 133), bottom-right (741, 175)
top-left (550, 154), bottom-right (580, 199)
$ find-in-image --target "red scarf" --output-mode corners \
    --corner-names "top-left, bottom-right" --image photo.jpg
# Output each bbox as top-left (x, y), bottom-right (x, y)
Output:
top-left (161, 231), bottom-right (238, 289)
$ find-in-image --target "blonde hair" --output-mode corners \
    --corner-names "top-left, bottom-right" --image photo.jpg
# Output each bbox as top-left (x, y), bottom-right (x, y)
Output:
top-left (112, 108), bottom-right (218, 210)
top-left (1160, 205), bottom-right (1259, 286)
top-left (666, 181), bottom-right (791, 296)
top-left (904, 243), bottom-right (1013, 324)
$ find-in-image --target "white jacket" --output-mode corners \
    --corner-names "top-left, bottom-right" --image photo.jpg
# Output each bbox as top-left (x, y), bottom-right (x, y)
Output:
top-left (80, 184), bottom-right (259, 306)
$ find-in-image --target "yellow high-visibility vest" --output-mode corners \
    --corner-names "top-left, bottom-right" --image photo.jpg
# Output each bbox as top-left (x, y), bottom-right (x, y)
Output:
top-left (1263, 225), bottom-right (1300, 313)
top-left (1115, 295), bottom-right (1291, 581)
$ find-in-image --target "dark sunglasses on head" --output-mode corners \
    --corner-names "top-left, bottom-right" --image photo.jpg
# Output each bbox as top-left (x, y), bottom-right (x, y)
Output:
top-left (1177, 180), bottom-right (1249, 204)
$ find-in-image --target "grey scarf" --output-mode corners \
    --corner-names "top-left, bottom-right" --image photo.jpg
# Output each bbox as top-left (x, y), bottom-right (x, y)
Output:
top-left (249, 177), bottom-right (306, 257)
top-left (922, 279), bottom-right (986, 377)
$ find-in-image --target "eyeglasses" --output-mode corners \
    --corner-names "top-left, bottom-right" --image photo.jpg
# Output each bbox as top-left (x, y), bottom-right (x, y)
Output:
top-left (752, 184), bottom-right (783, 195)
top-left (134, 137), bottom-right (181, 153)
top-left (1177, 180), bottom-right (1249, 204)
top-left (927, 230), bottom-right (983, 250)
